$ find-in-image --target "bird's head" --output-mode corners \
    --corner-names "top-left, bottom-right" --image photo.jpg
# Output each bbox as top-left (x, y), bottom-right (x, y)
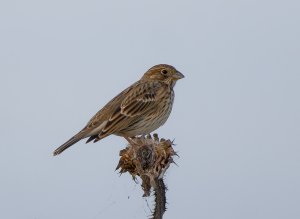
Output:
top-left (141, 64), bottom-right (184, 87)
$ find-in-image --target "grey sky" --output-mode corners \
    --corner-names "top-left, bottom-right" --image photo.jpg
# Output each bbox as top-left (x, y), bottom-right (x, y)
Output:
top-left (1, 0), bottom-right (300, 218)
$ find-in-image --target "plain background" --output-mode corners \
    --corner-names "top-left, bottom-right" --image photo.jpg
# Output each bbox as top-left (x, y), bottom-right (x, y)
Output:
top-left (1, 0), bottom-right (300, 218)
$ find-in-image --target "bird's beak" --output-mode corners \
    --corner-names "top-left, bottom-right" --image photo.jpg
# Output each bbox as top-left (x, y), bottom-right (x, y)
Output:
top-left (173, 71), bottom-right (185, 80)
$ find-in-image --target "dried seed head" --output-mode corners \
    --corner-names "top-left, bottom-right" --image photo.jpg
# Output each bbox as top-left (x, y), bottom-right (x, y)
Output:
top-left (116, 134), bottom-right (177, 197)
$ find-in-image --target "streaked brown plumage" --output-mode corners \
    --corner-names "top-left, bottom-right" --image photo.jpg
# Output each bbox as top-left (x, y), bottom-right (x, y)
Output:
top-left (53, 64), bottom-right (184, 156)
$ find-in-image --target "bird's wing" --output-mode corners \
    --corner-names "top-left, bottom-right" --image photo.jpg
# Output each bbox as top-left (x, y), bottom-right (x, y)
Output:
top-left (82, 82), bottom-right (137, 133)
top-left (121, 81), bottom-right (161, 117)
top-left (101, 81), bottom-right (161, 134)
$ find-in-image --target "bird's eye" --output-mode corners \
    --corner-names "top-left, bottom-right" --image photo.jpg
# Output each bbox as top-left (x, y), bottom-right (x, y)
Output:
top-left (161, 69), bottom-right (168, 75)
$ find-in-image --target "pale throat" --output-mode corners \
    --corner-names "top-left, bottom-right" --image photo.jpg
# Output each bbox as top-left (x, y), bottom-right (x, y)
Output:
top-left (164, 79), bottom-right (176, 88)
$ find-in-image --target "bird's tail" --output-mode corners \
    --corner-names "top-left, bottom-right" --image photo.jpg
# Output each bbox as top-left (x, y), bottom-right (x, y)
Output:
top-left (53, 133), bottom-right (85, 156)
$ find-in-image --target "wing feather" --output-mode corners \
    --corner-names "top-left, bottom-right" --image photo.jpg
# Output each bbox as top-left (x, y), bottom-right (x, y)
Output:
top-left (100, 82), bottom-right (161, 136)
top-left (121, 82), bottom-right (160, 117)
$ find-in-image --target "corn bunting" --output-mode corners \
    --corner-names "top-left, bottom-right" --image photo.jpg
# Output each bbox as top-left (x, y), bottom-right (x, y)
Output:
top-left (53, 64), bottom-right (184, 156)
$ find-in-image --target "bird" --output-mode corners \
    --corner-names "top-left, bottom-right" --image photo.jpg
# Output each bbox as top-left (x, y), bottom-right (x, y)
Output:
top-left (53, 64), bottom-right (184, 156)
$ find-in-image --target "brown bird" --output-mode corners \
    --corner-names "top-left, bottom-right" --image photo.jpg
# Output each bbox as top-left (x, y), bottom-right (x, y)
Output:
top-left (53, 64), bottom-right (184, 156)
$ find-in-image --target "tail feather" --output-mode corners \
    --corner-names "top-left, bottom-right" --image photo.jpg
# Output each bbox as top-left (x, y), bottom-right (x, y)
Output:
top-left (53, 134), bottom-right (84, 156)
top-left (86, 135), bottom-right (98, 144)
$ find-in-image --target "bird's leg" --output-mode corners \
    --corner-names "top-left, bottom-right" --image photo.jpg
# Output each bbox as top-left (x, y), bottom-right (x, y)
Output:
top-left (140, 134), bottom-right (146, 139)
top-left (125, 136), bottom-right (137, 146)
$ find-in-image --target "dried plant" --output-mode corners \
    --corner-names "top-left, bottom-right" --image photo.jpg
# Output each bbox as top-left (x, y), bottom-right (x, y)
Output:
top-left (116, 134), bottom-right (177, 219)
